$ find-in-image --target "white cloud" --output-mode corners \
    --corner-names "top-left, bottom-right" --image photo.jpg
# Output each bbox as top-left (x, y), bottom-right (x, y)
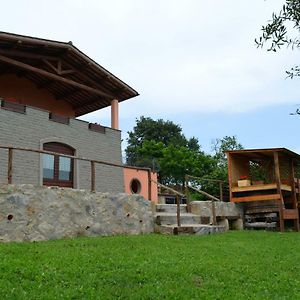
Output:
top-left (1, 0), bottom-right (296, 120)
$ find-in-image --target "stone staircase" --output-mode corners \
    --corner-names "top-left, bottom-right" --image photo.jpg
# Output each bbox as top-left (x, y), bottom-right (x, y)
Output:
top-left (154, 204), bottom-right (226, 235)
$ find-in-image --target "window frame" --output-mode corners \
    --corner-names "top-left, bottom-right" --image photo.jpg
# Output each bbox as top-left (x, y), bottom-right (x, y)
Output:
top-left (43, 142), bottom-right (74, 188)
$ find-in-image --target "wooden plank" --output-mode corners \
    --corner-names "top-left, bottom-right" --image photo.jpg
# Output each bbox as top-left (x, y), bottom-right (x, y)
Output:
top-left (232, 194), bottom-right (281, 203)
top-left (226, 152), bottom-right (233, 202)
top-left (232, 183), bottom-right (292, 193)
top-left (283, 209), bottom-right (299, 220)
top-left (176, 195), bottom-right (181, 227)
top-left (7, 148), bottom-right (13, 184)
top-left (88, 123), bottom-right (105, 134)
top-left (219, 182), bottom-right (224, 202)
top-left (188, 185), bottom-right (220, 202)
top-left (49, 113), bottom-right (70, 125)
top-left (290, 160), bottom-right (299, 231)
top-left (1, 100), bottom-right (26, 114)
top-left (0, 54), bottom-right (115, 99)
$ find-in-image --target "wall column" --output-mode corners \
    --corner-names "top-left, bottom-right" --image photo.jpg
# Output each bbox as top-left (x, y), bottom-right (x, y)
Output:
top-left (111, 99), bottom-right (119, 130)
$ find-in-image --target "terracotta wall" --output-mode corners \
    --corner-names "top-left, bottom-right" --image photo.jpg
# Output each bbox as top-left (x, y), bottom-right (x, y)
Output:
top-left (0, 74), bottom-right (75, 117)
top-left (123, 167), bottom-right (158, 203)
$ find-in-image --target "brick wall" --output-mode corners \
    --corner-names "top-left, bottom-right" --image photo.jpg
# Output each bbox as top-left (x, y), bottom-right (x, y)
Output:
top-left (0, 100), bottom-right (124, 193)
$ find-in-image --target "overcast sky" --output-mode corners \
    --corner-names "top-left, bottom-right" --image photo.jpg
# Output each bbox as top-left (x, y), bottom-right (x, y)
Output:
top-left (2, 0), bottom-right (300, 153)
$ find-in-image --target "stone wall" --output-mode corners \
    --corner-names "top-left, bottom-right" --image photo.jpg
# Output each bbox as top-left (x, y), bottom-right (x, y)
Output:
top-left (0, 185), bottom-right (153, 242)
top-left (0, 99), bottom-right (124, 193)
top-left (190, 201), bottom-right (244, 230)
top-left (190, 201), bottom-right (243, 218)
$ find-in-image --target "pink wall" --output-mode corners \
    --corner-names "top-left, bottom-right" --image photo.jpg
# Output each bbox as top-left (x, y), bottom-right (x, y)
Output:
top-left (123, 167), bottom-right (158, 203)
top-left (0, 74), bottom-right (75, 117)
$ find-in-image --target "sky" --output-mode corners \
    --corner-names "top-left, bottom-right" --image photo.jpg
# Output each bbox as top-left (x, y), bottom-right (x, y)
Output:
top-left (2, 0), bottom-right (300, 154)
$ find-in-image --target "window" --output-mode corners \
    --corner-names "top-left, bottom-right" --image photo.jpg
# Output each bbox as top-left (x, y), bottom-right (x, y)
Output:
top-left (130, 179), bottom-right (141, 194)
top-left (43, 142), bottom-right (74, 188)
top-left (43, 154), bottom-right (55, 179)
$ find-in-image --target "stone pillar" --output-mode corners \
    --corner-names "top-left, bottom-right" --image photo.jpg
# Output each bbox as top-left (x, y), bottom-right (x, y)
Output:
top-left (111, 99), bottom-right (119, 130)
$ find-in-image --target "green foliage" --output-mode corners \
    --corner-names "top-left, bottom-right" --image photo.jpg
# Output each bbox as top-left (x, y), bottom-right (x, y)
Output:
top-left (159, 144), bottom-right (215, 185)
top-left (188, 135), bottom-right (243, 200)
top-left (249, 161), bottom-right (271, 184)
top-left (212, 135), bottom-right (243, 167)
top-left (0, 232), bottom-right (300, 299)
top-left (126, 116), bottom-right (243, 195)
top-left (256, 0), bottom-right (300, 78)
top-left (126, 116), bottom-right (189, 166)
top-left (126, 116), bottom-right (204, 186)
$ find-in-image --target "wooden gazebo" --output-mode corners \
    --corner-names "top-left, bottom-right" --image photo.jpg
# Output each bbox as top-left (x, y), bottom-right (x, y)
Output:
top-left (226, 148), bottom-right (300, 232)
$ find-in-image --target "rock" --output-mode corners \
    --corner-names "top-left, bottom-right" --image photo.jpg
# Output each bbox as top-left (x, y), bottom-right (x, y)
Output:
top-left (190, 201), bottom-right (243, 219)
top-left (0, 184), bottom-right (154, 242)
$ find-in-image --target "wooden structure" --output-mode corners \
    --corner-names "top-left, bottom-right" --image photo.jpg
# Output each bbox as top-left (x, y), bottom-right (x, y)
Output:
top-left (0, 31), bottom-right (138, 127)
top-left (226, 148), bottom-right (300, 231)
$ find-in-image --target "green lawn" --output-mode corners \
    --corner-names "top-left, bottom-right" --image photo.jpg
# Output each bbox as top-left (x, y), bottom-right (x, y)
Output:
top-left (0, 231), bottom-right (299, 299)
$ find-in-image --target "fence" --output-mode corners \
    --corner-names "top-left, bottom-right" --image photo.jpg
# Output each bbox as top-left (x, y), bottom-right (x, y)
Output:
top-left (0, 145), bottom-right (154, 200)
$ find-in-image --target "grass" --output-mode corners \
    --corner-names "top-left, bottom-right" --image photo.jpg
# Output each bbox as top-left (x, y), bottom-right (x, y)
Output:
top-left (0, 231), bottom-right (300, 299)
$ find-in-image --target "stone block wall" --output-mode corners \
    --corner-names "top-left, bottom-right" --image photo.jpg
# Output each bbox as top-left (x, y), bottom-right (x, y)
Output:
top-left (0, 100), bottom-right (124, 193)
top-left (0, 185), bottom-right (154, 242)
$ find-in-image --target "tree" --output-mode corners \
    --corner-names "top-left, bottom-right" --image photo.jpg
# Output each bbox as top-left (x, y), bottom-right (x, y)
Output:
top-left (255, 0), bottom-right (300, 78)
top-left (211, 135), bottom-right (243, 168)
top-left (125, 116), bottom-right (209, 187)
top-left (126, 116), bottom-right (200, 167)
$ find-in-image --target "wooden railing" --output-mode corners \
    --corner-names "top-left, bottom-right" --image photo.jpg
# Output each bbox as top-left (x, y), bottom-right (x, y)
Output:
top-left (0, 145), bottom-right (153, 200)
top-left (186, 185), bottom-right (220, 225)
top-left (185, 175), bottom-right (228, 202)
top-left (151, 179), bottom-right (184, 227)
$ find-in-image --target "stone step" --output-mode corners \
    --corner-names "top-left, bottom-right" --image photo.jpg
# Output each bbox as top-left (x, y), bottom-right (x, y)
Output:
top-left (154, 212), bottom-right (201, 225)
top-left (156, 204), bottom-right (187, 213)
top-left (155, 224), bottom-right (226, 235)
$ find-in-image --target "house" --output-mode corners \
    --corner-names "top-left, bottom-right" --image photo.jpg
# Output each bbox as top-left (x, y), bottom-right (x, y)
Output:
top-left (0, 32), bottom-right (151, 195)
top-left (226, 148), bottom-right (300, 231)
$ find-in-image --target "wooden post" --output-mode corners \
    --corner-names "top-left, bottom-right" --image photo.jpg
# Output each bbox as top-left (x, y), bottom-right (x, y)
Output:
top-left (273, 152), bottom-right (284, 232)
top-left (226, 152), bottom-right (233, 202)
top-left (7, 148), bottom-right (13, 184)
top-left (91, 161), bottom-right (95, 192)
top-left (290, 159), bottom-right (299, 231)
top-left (147, 169), bottom-right (152, 201)
top-left (176, 194), bottom-right (181, 227)
top-left (219, 182), bottom-right (223, 202)
top-left (211, 200), bottom-right (217, 225)
top-left (185, 175), bottom-right (190, 212)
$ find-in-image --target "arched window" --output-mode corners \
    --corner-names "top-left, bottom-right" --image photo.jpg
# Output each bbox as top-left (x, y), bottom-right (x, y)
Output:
top-left (43, 142), bottom-right (74, 188)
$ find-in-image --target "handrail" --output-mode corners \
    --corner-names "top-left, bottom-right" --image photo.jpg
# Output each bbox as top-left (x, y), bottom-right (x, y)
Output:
top-left (151, 179), bottom-right (184, 227)
top-left (185, 174), bottom-right (228, 202)
top-left (0, 145), bottom-right (149, 171)
top-left (0, 145), bottom-right (153, 197)
top-left (187, 184), bottom-right (219, 225)
top-left (186, 174), bottom-right (227, 183)
top-left (187, 185), bottom-right (220, 202)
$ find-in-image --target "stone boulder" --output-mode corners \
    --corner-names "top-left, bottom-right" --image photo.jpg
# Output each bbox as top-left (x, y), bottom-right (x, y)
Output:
top-left (0, 184), bottom-right (154, 242)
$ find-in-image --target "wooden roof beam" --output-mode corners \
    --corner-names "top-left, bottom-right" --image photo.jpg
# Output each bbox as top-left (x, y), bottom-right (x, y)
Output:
top-left (0, 54), bottom-right (116, 99)
top-left (0, 48), bottom-right (61, 61)
top-left (55, 88), bottom-right (78, 100)
top-left (73, 96), bottom-right (108, 110)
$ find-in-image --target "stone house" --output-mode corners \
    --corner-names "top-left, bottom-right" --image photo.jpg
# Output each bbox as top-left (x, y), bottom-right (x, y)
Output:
top-left (0, 32), bottom-right (145, 194)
